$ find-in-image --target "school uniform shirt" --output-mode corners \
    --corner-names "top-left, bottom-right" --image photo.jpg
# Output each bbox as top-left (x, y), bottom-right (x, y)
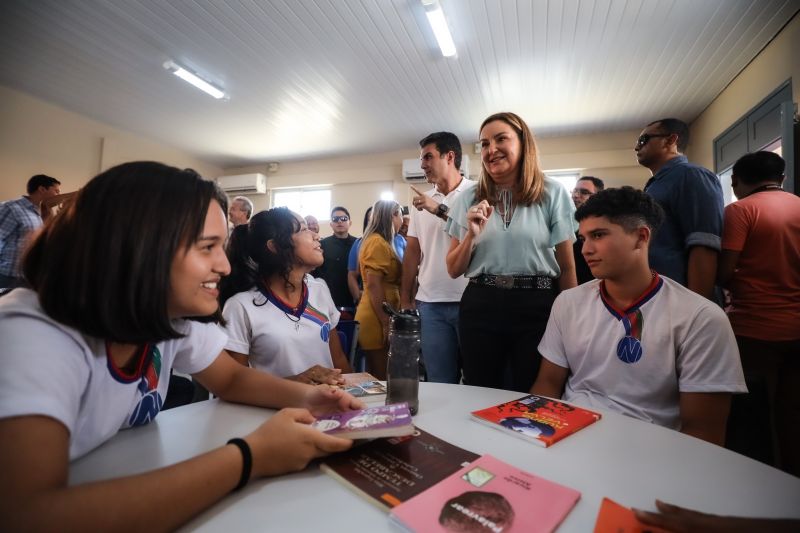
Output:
top-left (222, 275), bottom-right (340, 377)
top-left (538, 276), bottom-right (747, 429)
top-left (0, 288), bottom-right (226, 460)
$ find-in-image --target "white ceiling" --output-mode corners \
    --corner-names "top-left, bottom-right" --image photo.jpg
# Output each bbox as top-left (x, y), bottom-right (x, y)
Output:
top-left (1, 0), bottom-right (797, 167)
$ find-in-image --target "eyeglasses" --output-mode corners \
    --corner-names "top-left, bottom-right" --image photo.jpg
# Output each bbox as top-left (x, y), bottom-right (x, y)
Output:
top-left (636, 133), bottom-right (671, 148)
top-left (572, 188), bottom-right (593, 196)
top-left (331, 215), bottom-right (349, 223)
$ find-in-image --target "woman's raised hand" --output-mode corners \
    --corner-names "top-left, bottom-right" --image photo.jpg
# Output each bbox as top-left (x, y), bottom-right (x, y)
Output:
top-left (466, 200), bottom-right (493, 238)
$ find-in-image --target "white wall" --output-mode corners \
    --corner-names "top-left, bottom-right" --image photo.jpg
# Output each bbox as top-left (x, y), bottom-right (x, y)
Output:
top-left (0, 85), bottom-right (222, 200)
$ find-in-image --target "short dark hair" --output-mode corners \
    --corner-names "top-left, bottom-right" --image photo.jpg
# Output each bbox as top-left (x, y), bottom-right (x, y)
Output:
top-left (576, 186), bottom-right (664, 234)
top-left (26, 174), bottom-right (60, 194)
top-left (578, 176), bottom-right (605, 191)
top-left (647, 118), bottom-right (689, 152)
top-left (331, 206), bottom-right (350, 218)
top-left (419, 131), bottom-right (463, 171)
top-left (732, 151), bottom-right (785, 185)
top-left (23, 161), bottom-right (227, 344)
top-left (221, 207), bottom-right (302, 300)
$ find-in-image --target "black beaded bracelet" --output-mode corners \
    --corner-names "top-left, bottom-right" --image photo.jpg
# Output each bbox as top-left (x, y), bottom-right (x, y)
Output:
top-left (227, 438), bottom-right (252, 491)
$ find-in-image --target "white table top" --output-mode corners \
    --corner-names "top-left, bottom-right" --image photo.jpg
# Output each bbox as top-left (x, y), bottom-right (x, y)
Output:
top-left (70, 383), bottom-right (800, 531)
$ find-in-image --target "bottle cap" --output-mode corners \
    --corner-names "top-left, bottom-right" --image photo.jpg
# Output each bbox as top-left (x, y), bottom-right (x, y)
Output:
top-left (383, 302), bottom-right (421, 333)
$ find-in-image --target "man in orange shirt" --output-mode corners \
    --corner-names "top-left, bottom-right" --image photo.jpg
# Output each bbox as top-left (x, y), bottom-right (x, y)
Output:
top-left (719, 151), bottom-right (800, 476)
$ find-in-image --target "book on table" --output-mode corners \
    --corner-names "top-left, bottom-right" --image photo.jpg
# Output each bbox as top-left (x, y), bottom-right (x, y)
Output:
top-left (593, 497), bottom-right (669, 533)
top-left (470, 394), bottom-right (602, 448)
top-left (340, 372), bottom-right (387, 404)
top-left (312, 402), bottom-right (414, 440)
top-left (389, 454), bottom-right (581, 533)
top-left (319, 427), bottom-right (480, 510)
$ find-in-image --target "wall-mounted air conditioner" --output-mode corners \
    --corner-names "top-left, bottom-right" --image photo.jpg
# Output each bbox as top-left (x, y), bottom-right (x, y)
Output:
top-left (216, 173), bottom-right (267, 195)
top-left (401, 155), bottom-right (470, 183)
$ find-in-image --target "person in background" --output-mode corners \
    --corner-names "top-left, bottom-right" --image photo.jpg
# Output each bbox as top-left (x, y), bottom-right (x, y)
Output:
top-left (347, 206), bottom-right (373, 305)
top-left (401, 131), bottom-right (477, 384)
top-left (718, 151), bottom-right (800, 476)
top-left (228, 195), bottom-right (253, 227)
top-left (637, 118), bottom-right (723, 300)
top-left (305, 215), bottom-right (320, 234)
top-left (316, 206), bottom-right (357, 310)
top-left (0, 162), bottom-right (361, 531)
top-left (398, 212), bottom-right (410, 238)
top-left (354, 200), bottom-right (403, 379)
top-left (531, 187), bottom-right (745, 445)
top-left (446, 112), bottom-right (577, 392)
top-left (0, 174), bottom-right (60, 288)
top-left (571, 176), bottom-right (604, 284)
top-left (221, 207), bottom-right (353, 384)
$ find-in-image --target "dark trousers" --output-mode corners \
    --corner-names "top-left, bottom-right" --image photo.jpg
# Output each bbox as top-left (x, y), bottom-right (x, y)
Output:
top-left (725, 335), bottom-right (800, 477)
top-left (458, 283), bottom-right (556, 392)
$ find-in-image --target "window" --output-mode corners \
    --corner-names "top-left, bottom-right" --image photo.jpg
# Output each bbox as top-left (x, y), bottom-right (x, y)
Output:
top-left (272, 188), bottom-right (332, 220)
top-left (714, 81), bottom-right (795, 202)
top-left (545, 171), bottom-right (581, 195)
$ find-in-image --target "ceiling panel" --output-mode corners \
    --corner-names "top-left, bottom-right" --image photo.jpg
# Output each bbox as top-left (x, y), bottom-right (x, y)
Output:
top-left (0, 0), bottom-right (797, 167)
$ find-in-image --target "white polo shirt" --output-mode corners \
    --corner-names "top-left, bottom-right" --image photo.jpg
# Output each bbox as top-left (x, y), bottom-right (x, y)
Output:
top-left (538, 275), bottom-right (747, 430)
top-left (222, 275), bottom-right (339, 377)
top-left (407, 177), bottom-right (477, 303)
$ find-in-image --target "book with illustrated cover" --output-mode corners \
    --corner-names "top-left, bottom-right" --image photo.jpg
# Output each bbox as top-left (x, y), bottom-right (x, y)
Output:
top-left (341, 372), bottom-right (387, 404)
top-left (390, 454), bottom-right (580, 533)
top-left (593, 497), bottom-right (669, 533)
top-left (319, 427), bottom-right (480, 510)
top-left (312, 402), bottom-right (413, 440)
top-left (470, 394), bottom-right (602, 447)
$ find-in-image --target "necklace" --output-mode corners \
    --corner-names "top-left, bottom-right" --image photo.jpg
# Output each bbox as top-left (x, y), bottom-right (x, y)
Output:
top-left (496, 188), bottom-right (514, 228)
top-left (257, 279), bottom-right (307, 333)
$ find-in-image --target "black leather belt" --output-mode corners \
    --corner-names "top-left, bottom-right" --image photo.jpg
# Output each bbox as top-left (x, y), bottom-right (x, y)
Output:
top-left (469, 274), bottom-right (554, 290)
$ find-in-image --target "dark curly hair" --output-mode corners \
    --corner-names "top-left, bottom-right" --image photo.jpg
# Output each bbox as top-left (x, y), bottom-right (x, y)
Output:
top-left (220, 207), bottom-right (302, 305)
top-left (575, 186), bottom-right (664, 234)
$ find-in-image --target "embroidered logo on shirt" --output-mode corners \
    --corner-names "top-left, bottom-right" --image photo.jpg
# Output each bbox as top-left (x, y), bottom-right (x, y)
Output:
top-left (128, 345), bottom-right (163, 426)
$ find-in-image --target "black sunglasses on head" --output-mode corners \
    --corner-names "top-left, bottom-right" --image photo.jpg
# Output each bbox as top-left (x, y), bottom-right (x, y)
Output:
top-left (636, 133), bottom-right (672, 148)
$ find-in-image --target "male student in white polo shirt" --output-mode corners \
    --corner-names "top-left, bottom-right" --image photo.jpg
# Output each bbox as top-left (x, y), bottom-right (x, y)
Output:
top-left (400, 131), bottom-right (476, 383)
top-left (531, 186), bottom-right (746, 445)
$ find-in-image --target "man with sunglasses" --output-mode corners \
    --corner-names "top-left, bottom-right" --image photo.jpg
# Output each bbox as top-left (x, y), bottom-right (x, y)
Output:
top-left (571, 176), bottom-right (604, 284)
top-left (316, 207), bottom-right (357, 310)
top-left (637, 118), bottom-right (723, 300)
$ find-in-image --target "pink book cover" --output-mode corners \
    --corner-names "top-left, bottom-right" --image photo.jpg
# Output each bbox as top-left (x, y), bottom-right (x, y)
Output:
top-left (311, 402), bottom-right (413, 439)
top-left (390, 454), bottom-right (580, 533)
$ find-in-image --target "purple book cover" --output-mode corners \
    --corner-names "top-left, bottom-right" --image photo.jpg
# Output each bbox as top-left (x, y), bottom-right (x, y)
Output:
top-left (312, 402), bottom-right (414, 439)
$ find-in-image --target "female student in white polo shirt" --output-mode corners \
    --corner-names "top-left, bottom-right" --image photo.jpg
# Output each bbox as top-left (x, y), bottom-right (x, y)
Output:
top-left (220, 207), bottom-right (353, 384)
top-left (0, 162), bottom-right (361, 530)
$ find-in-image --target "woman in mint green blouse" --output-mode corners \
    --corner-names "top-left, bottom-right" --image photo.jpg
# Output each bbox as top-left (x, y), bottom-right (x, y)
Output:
top-left (445, 112), bottom-right (577, 392)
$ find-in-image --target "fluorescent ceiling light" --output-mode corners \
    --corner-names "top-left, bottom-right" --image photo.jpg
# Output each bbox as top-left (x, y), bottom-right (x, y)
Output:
top-left (422, 0), bottom-right (456, 57)
top-left (380, 191), bottom-right (395, 201)
top-left (163, 60), bottom-right (226, 99)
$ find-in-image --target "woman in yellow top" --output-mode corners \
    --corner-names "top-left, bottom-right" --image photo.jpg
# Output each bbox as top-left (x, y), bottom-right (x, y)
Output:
top-left (355, 200), bottom-right (403, 379)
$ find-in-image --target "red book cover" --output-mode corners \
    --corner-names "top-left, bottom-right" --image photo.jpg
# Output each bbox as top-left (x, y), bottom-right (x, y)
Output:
top-left (593, 498), bottom-right (669, 533)
top-left (471, 395), bottom-right (601, 447)
top-left (320, 428), bottom-right (480, 510)
top-left (390, 454), bottom-right (580, 533)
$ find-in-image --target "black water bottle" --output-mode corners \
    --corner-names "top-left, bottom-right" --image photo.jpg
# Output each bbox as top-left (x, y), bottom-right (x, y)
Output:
top-left (384, 303), bottom-right (421, 415)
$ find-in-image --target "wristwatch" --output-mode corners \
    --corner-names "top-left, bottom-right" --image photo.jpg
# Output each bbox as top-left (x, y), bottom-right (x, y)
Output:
top-left (435, 203), bottom-right (449, 221)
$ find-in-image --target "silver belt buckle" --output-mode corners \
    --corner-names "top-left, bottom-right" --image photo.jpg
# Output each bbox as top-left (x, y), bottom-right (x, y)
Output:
top-left (495, 275), bottom-right (514, 289)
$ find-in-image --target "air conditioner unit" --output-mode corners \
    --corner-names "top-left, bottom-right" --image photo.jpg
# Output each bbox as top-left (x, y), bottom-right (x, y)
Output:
top-left (401, 155), bottom-right (470, 183)
top-left (216, 173), bottom-right (267, 195)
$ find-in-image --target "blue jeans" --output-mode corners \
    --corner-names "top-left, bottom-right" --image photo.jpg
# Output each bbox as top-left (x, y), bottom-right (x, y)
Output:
top-left (416, 301), bottom-right (461, 384)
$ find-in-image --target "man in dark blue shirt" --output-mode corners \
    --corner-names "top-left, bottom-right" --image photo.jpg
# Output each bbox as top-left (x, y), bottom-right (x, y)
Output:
top-left (637, 118), bottom-right (722, 300)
